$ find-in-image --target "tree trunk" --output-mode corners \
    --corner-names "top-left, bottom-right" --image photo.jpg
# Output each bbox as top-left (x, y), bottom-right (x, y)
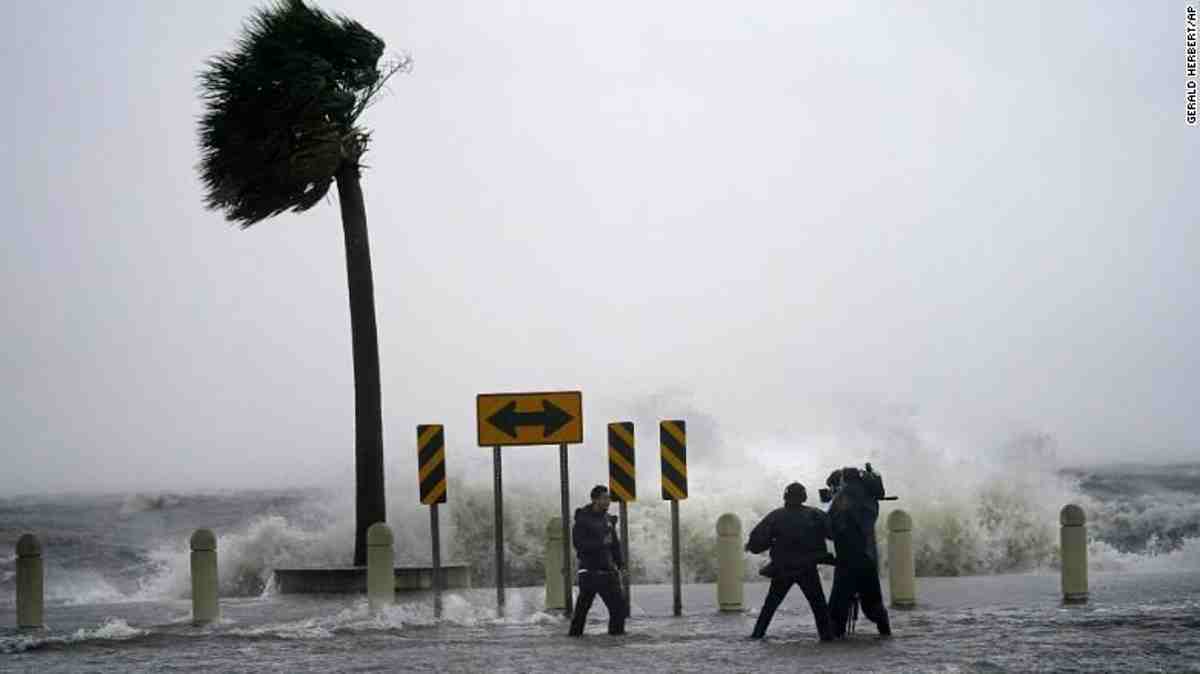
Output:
top-left (336, 162), bottom-right (386, 567)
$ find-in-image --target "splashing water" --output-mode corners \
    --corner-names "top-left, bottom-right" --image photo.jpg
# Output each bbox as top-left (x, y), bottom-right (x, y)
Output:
top-left (2, 400), bottom-right (1198, 608)
top-left (0, 618), bottom-right (145, 655)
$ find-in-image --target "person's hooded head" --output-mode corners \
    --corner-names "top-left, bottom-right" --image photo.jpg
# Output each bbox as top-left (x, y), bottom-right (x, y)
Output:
top-left (783, 482), bottom-right (807, 506)
top-left (589, 484), bottom-right (612, 512)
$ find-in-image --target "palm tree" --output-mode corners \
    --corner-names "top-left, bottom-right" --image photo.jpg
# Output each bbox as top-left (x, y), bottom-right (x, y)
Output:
top-left (197, 0), bottom-right (408, 566)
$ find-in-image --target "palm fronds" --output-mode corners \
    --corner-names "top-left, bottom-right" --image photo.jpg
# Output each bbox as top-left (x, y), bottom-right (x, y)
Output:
top-left (197, 0), bottom-right (407, 226)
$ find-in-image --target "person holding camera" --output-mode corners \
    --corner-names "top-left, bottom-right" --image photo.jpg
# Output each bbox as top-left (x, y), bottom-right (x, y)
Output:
top-left (744, 482), bottom-right (835, 641)
top-left (567, 485), bottom-right (627, 637)
top-left (825, 464), bottom-right (892, 638)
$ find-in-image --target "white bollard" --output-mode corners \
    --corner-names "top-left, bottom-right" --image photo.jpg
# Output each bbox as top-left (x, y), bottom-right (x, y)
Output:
top-left (367, 522), bottom-right (395, 613)
top-left (887, 509), bottom-right (916, 609)
top-left (16, 533), bottom-right (44, 629)
top-left (716, 513), bottom-right (743, 612)
top-left (190, 529), bottom-right (219, 625)
top-left (1060, 504), bottom-right (1088, 604)
top-left (544, 517), bottom-right (565, 610)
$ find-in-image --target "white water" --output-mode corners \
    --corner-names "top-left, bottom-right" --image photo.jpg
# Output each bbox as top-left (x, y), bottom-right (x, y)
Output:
top-left (4, 398), bottom-right (1198, 607)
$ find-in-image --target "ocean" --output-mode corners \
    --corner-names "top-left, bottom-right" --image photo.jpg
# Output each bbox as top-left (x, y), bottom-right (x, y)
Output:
top-left (2, 463), bottom-right (1199, 672)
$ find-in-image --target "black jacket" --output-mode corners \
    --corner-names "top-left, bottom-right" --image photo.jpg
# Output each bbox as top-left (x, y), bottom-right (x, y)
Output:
top-left (746, 504), bottom-right (833, 576)
top-left (572, 506), bottom-right (624, 573)
top-left (829, 472), bottom-right (885, 569)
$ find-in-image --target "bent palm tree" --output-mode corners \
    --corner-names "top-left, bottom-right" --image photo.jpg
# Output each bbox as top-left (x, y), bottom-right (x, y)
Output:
top-left (197, 0), bottom-right (407, 566)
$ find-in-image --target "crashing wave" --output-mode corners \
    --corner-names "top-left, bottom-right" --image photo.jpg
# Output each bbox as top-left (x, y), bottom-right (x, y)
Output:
top-left (4, 396), bottom-right (1198, 607)
top-left (138, 514), bottom-right (353, 599)
top-left (0, 618), bottom-right (145, 654)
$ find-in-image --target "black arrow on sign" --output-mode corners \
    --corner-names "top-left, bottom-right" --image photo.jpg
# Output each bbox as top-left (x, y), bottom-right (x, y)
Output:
top-left (487, 400), bottom-right (573, 439)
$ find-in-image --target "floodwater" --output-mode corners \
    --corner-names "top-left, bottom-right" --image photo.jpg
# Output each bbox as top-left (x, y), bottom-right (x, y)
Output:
top-left (3, 570), bottom-right (1199, 672)
top-left (3, 465), bottom-right (1199, 672)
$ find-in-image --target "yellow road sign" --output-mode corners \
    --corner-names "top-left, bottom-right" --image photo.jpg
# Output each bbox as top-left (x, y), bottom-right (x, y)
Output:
top-left (660, 420), bottom-right (687, 500)
top-left (417, 424), bottom-right (447, 504)
top-left (476, 391), bottom-right (583, 447)
top-left (608, 422), bottom-right (636, 502)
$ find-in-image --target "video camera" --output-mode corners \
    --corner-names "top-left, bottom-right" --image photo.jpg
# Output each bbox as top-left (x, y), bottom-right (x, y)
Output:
top-left (819, 462), bottom-right (896, 503)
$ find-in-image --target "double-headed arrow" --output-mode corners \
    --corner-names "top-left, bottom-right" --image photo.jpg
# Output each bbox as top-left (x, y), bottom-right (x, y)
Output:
top-left (486, 399), bottom-right (573, 439)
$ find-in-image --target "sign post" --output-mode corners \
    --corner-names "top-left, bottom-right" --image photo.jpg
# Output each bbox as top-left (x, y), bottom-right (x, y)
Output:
top-left (493, 445), bottom-right (504, 614)
top-left (660, 419), bottom-right (688, 617)
top-left (608, 422), bottom-right (636, 616)
top-left (416, 424), bottom-right (447, 618)
top-left (558, 443), bottom-right (572, 617)
top-left (477, 391), bottom-right (584, 618)
top-left (430, 504), bottom-right (441, 616)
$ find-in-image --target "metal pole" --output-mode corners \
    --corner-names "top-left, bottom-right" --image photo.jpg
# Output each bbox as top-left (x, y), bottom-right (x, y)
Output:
top-left (430, 503), bottom-right (442, 619)
top-left (558, 443), bottom-right (573, 616)
top-left (493, 446), bottom-right (505, 616)
top-left (671, 500), bottom-right (681, 617)
top-left (619, 500), bottom-right (631, 617)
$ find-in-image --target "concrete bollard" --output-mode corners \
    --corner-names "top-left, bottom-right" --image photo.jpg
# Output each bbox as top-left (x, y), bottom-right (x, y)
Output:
top-left (716, 513), bottom-right (743, 612)
top-left (545, 517), bottom-right (566, 610)
top-left (367, 522), bottom-right (395, 613)
top-left (887, 509), bottom-right (916, 609)
top-left (1060, 504), bottom-right (1088, 604)
top-left (190, 529), bottom-right (219, 625)
top-left (16, 533), bottom-right (44, 629)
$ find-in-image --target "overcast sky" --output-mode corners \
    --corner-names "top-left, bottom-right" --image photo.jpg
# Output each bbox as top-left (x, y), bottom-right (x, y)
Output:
top-left (1, 1), bottom-right (1196, 495)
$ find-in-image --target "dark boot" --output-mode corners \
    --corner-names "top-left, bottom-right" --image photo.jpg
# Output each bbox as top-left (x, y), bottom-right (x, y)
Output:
top-left (876, 613), bottom-right (892, 637)
top-left (751, 606), bottom-right (776, 639)
top-left (817, 616), bottom-right (835, 642)
top-left (811, 604), bottom-right (835, 642)
top-left (829, 613), bottom-right (847, 640)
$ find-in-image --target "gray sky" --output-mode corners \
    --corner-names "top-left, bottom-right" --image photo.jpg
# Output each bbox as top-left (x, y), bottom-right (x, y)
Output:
top-left (1, 1), bottom-right (1196, 495)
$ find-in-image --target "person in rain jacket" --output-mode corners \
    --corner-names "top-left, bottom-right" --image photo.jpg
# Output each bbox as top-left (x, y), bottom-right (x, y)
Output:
top-left (745, 482), bottom-right (835, 640)
top-left (567, 485), bottom-right (626, 636)
top-left (827, 464), bottom-right (891, 638)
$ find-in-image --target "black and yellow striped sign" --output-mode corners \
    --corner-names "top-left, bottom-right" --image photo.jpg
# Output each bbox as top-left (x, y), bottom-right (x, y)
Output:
top-left (608, 422), bottom-right (636, 503)
top-left (660, 420), bottom-right (687, 500)
top-left (417, 424), bottom-right (447, 505)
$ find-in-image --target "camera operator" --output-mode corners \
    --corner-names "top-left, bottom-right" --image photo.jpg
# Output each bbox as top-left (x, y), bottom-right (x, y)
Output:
top-left (825, 464), bottom-right (892, 638)
top-left (744, 482), bottom-right (835, 641)
top-left (567, 485), bottom-right (627, 637)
